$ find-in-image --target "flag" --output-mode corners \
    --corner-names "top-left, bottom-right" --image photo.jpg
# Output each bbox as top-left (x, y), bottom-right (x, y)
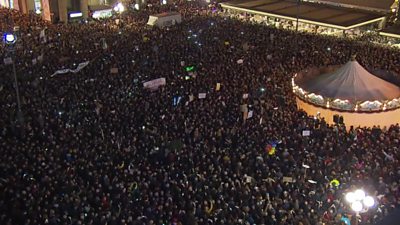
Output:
top-left (41, 0), bottom-right (51, 21)
top-left (265, 141), bottom-right (277, 155)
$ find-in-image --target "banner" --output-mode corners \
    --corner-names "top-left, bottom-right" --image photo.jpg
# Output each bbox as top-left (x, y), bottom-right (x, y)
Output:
top-left (70, 61), bottom-right (90, 73)
top-left (41, 0), bottom-right (51, 21)
top-left (51, 61), bottom-right (90, 77)
top-left (283, 177), bottom-right (294, 183)
top-left (143, 78), bottom-right (166, 90)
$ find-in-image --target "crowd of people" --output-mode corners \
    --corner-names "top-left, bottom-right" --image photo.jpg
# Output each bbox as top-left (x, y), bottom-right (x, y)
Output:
top-left (0, 2), bottom-right (399, 225)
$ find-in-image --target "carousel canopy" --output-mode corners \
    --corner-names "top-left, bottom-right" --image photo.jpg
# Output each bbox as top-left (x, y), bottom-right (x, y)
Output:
top-left (297, 60), bottom-right (400, 102)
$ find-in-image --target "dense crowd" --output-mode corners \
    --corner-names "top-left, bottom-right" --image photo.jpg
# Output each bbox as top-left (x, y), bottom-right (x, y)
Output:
top-left (0, 2), bottom-right (400, 225)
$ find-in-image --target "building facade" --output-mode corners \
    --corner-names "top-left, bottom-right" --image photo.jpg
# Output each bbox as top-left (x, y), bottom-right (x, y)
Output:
top-left (1, 0), bottom-right (117, 23)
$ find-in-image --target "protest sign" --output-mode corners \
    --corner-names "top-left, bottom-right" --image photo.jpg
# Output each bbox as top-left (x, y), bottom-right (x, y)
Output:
top-left (283, 177), bottom-right (294, 183)
top-left (216, 83), bottom-right (221, 91)
top-left (143, 78), bottom-right (166, 90)
top-left (198, 93), bottom-right (206, 99)
top-left (302, 130), bottom-right (311, 136)
top-left (110, 68), bottom-right (118, 74)
top-left (247, 110), bottom-right (253, 119)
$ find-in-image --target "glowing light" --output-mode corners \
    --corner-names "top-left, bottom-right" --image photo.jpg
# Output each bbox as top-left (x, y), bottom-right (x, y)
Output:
top-left (4, 33), bottom-right (16, 45)
top-left (351, 201), bottom-right (363, 212)
top-left (70, 12), bottom-right (83, 18)
top-left (354, 189), bottom-right (366, 201)
top-left (363, 196), bottom-right (375, 207)
top-left (114, 3), bottom-right (125, 13)
top-left (346, 192), bottom-right (356, 203)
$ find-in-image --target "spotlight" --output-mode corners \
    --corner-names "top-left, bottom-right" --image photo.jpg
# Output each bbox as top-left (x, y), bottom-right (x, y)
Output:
top-left (345, 192), bottom-right (356, 203)
top-left (363, 196), bottom-right (375, 207)
top-left (351, 201), bottom-right (363, 212)
top-left (354, 189), bottom-right (366, 201)
top-left (114, 3), bottom-right (125, 13)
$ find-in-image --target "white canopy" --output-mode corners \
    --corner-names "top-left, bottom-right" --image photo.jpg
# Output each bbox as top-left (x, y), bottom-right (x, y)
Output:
top-left (298, 60), bottom-right (400, 102)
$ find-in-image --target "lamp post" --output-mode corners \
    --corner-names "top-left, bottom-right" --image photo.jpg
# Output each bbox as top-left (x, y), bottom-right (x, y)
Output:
top-left (345, 189), bottom-right (375, 223)
top-left (3, 33), bottom-right (24, 126)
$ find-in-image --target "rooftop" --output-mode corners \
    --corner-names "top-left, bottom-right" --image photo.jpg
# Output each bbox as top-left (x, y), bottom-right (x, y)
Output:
top-left (220, 0), bottom-right (386, 29)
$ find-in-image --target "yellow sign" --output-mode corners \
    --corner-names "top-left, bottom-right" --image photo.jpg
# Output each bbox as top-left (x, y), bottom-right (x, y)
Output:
top-left (216, 83), bottom-right (221, 91)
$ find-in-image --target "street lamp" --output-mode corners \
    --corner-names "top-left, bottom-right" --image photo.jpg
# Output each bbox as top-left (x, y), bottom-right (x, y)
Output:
top-left (4, 33), bottom-right (17, 45)
top-left (3, 32), bottom-right (23, 126)
top-left (345, 189), bottom-right (375, 221)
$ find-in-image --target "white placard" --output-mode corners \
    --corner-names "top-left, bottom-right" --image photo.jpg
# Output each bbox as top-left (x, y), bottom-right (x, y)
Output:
top-left (302, 130), bottom-right (310, 136)
top-left (143, 78), bottom-right (166, 90)
top-left (247, 110), bottom-right (253, 119)
top-left (198, 93), bottom-right (206, 99)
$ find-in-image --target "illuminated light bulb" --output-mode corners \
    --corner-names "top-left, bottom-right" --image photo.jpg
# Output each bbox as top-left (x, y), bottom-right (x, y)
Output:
top-left (363, 196), bottom-right (375, 207)
top-left (345, 192), bottom-right (356, 203)
top-left (351, 201), bottom-right (363, 212)
top-left (354, 189), bottom-right (366, 201)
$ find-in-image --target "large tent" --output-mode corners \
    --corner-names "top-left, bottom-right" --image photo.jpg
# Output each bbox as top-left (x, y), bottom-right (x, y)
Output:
top-left (295, 60), bottom-right (400, 102)
top-left (293, 58), bottom-right (400, 128)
